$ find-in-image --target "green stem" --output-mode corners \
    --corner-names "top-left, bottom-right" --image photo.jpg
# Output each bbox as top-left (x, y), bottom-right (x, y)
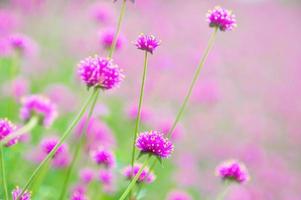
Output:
top-left (17, 89), bottom-right (98, 200)
top-left (58, 88), bottom-right (100, 200)
top-left (167, 27), bottom-right (218, 138)
top-left (0, 144), bottom-right (8, 200)
top-left (216, 181), bottom-right (231, 200)
top-left (108, 0), bottom-right (127, 58)
top-left (130, 51), bottom-right (148, 169)
top-left (1, 116), bottom-right (39, 146)
top-left (119, 155), bottom-right (152, 200)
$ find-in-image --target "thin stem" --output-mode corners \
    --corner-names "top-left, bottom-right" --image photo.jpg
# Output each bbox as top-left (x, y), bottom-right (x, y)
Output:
top-left (130, 51), bottom-right (148, 169)
top-left (167, 28), bottom-right (218, 138)
top-left (108, 0), bottom-right (127, 58)
top-left (119, 155), bottom-right (152, 200)
top-left (17, 89), bottom-right (98, 200)
top-left (0, 145), bottom-right (8, 200)
top-left (216, 181), bottom-right (231, 200)
top-left (1, 116), bottom-right (39, 146)
top-left (58, 88), bottom-right (100, 200)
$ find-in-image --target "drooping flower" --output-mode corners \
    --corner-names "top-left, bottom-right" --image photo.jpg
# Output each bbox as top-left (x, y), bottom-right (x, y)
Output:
top-left (135, 34), bottom-right (160, 54)
top-left (12, 186), bottom-right (31, 200)
top-left (99, 29), bottom-right (124, 51)
top-left (0, 118), bottom-right (18, 147)
top-left (206, 6), bottom-right (236, 31)
top-left (20, 95), bottom-right (58, 127)
top-left (79, 168), bottom-right (95, 184)
top-left (136, 131), bottom-right (174, 158)
top-left (216, 159), bottom-right (249, 183)
top-left (40, 137), bottom-right (67, 158)
top-left (77, 55), bottom-right (124, 89)
top-left (91, 147), bottom-right (115, 168)
top-left (122, 163), bottom-right (156, 183)
top-left (166, 190), bottom-right (192, 200)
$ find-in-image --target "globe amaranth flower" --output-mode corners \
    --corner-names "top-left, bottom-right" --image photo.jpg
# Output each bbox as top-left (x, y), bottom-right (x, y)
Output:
top-left (40, 137), bottom-right (67, 158)
top-left (0, 118), bottom-right (18, 147)
top-left (8, 33), bottom-right (38, 57)
top-left (70, 191), bottom-right (87, 200)
top-left (136, 131), bottom-right (174, 158)
top-left (166, 190), bottom-right (192, 200)
top-left (99, 169), bottom-right (113, 185)
top-left (206, 6), bottom-right (236, 31)
top-left (79, 168), bottom-right (95, 184)
top-left (99, 29), bottom-right (124, 51)
top-left (122, 163), bottom-right (156, 183)
top-left (20, 95), bottom-right (58, 127)
top-left (216, 159), bottom-right (249, 183)
top-left (78, 55), bottom-right (124, 89)
top-left (91, 147), bottom-right (115, 168)
top-left (135, 34), bottom-right (160, 54)
top-left (12, 186), bottom-right (31, 200)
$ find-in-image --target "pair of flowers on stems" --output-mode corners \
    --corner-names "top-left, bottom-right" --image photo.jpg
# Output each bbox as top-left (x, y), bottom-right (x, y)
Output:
top-left (118, 6), bottom-right (239, 200)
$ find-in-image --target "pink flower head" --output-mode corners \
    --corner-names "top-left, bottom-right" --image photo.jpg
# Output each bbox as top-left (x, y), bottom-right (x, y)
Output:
top-left (206, 6), bottom-right (236, 31)
top-left (135, 34), bottom-right (160, 54)
top-left (0, 118), bottom-right (18, 147)
top-left (99, 29), bottom-right (124, 51)
top-left (40, 137), bottom-right (67, 158)
top-left (122, 163), bottom-right (156, 183)
top-left (12, 186), bottom-right (31, 200)
top-left (89, 3), bottom-right (114, 24)
top-left (99, 169), bottom-right (113, 185)
top-left (10, 77), bottom-right (30, 102)
top-left (216, 160), bottom-right (249, 183)
top-left (136, 131), bottom-right (174, 158)
top-left (70, 191), bottom-right (87, 200)
top-left (166, 190), bottom-right (192, 200)
top-left (8, 33), bottom-right (38, 57)
top-left (126, 104), bottom-right (152, 123)
top-left (91, 147), bottom-right (115, 168)
top-left (77, 55), bottom-right (124, 89)
top-left (80, 168), bottom-right (95, 184)
top-left (20, 95), bottom-right (58, 127)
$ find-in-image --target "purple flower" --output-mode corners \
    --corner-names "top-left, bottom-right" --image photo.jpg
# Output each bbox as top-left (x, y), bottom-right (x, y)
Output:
top-left (166, 190), bottom-right (192, 200)
top-left (216, 160), bottom-right (249, 183)
top-left (122, 163), bottom-right (156, 183)
top-left (77, 55), bottom-right (124, 89)
top-left (99, 29), bottom-right (124, 51)
top-left (91, 147), bottom-right (115, 168)
top-left (20, 95), bottom-right (58, 127)
top-left (206, 6), bottom-right (236, 31)
top-left (12, 186), bottom-right (31, 200)
top-left (0, 118), bottom-right (18, 147)
top-left (136, 131), bottom-right (174, 158)
top-left (70, 191), bottom-right (87, 200)
top-left (99, 169), bottom-right (113, 185)
top-left (135, 34), bottom-right (160, 54)
top-left (40, 137), bottom-right (67, 158)
top-left (79, 168), bottom-right (95, 184)
top-left (8, 33), bottom-right (38, 57)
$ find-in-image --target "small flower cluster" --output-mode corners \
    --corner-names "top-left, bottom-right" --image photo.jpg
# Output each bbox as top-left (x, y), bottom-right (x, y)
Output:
top-left (135, 34), bottom-right (160, 54)
top-left (122, 163), bottom-right (156, 184)
top-left (12, 186), bottom-right (31, 200)
top-left (216, 159), bottom-right (249, 183)
top-left (91, 147), bottom-right (115, 168)
top-left (0, 118), bottom-right (17, 147)
top-left (207, 6), bottom-right (236, 31)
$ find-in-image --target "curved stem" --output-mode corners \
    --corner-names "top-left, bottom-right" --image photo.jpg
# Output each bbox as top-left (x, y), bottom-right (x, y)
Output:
top-left (130, 52), bottom-right (148, 169)
top-left (167, 28), bottom-right (218, 138)
top-left (1, 116), bottom-right (39, 146)
top-left (17, 89), bottom-right (98, 200)
top-left (108, 0), bottom-right (127, 58)
top-left (58, 88), bottom-right (100, 200)
top-left (0, 145), bottom-right (8, 200)
top-left (119, 155), bottom-right (152, 200)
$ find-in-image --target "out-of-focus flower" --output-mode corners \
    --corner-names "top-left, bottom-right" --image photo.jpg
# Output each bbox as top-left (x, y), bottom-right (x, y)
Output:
top-left (166, 190), bottom-right (192, 200)
top-left (216, 160), bottom-right (249, 183)
top-left (89, 3), bottom-right (114, 24)
top-left (136, 131), bottom-right (174, 158)
top-left (99, 29), bottom-right (125, 51)
top-left (122, 163), bottom-right (156, 183)
top-left (0, 118), bottom-right (18, 147)
top-left (8, 33), bottom-right (38, 57)
top-left (206, 6), bottom-right (236, 31)
top-left (20, 95), bottom-right (58, 127)
top-left (99, 169), bottom-right (113, 185)
top-left (78, 55), bottom-right (124, 89)
top-left (80, 168), bottom-right (95, 184)
top-left (135, 34), bottom-right (160, 54)
top-left (158, 120), bottom-right (184, 141)
top-left (40, 137), bottom-right (67, 158)
top-left (52, 150), bottom-right (70, 168)
top-left (5, 77), bottom-right (30, 102)
top-left (126, 104), bottom-right (153, 123)
top-left (91, 147), bottom-right (115, 168)
top-left (70, 191), bottom-right (87, 200)
top-left (12, 186), bottom-right (31, 200)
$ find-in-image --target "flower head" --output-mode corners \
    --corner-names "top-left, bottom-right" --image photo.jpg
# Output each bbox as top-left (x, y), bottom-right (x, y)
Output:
top-left (135, 34), bottom-right (160, 54)
top-left (8, 33), bottom-right (38, 57)
top-left (12, 186), bottom-right (31, 200)
top-left (206, 6), bottom-right (236, 31)
top-left (99, 29), bottom-right (124, 51)
top-left (70, 191), bottom-right (87, 200)
top-left (0, 118), bottom-right (18, 147)
top-left (122, 163), bottom-right (156, 183)
top-left (216, 159), bottom-right (249, 183)
top-left (80, 168), bottom-right (95, 184)
top-left (166, 190), bottom-right (192, 200)
top-left (40, 137), bottom-right (67, 158)
top-left (136, 131), bottom-right (174, 158)
top-left (20, 95), bottom-right (58, 127)
top-left (99, 169), bottom-right (113, 185)
top-left (78, 55), bottom-right (124, 89)
top-left (91, 148), bottom-right (115, 168)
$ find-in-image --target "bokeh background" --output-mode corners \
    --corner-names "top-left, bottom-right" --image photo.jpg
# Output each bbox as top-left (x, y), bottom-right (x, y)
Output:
top-left (0, 0), bottom-right (301, 199)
